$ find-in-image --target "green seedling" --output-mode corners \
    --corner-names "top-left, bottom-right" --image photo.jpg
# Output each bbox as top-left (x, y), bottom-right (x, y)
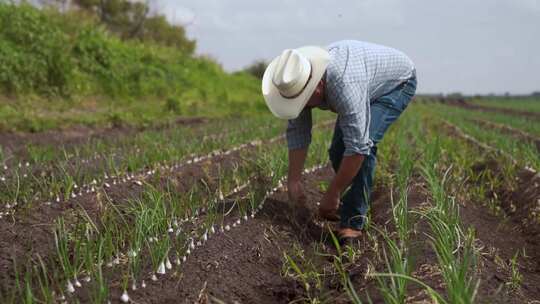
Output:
top-left (507, 252), bottom-right (523, 291)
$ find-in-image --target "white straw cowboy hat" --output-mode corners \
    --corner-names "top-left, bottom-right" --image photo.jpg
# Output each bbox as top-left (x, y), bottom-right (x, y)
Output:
top-left (262, 46), bottom-right (330, 119)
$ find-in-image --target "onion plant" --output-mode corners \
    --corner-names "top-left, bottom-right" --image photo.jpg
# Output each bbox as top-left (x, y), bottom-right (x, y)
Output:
top-left (282, 244), bottom-right (328, 304)
top-left (1, 113), bottom-right (317, 213)
top-left (53, 218), bottom-right (79, 294)
top-left (418, 141), bottom-right (479, 304)
top-left (3, 115), bottom-right (338, 301)
top-left (89, 240), bottom-right (109, 304)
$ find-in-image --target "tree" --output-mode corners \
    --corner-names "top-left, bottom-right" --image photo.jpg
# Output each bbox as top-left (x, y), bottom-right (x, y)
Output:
top-left (139, 14), bottom-right (195, 53)
top-left (243, 59), bottom-right (268, 79)
top-left (71, 0), bottom-right (195, 53)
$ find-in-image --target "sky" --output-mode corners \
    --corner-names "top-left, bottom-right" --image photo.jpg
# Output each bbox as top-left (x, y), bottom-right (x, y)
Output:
top-left (150, 0), bottom-right (540, 95)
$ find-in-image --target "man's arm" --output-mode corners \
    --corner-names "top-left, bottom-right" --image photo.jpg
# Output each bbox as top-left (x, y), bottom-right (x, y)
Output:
top-left (288, 148), bottom-right (308, 183)
top-left (287, 147), bottom-right (309, 204)
top-left (286, 109), bottom-right (312, 204)
top-left (321, 154), bottom-right (364, 209)
top-left (321, 81), bottom-right (371, 210)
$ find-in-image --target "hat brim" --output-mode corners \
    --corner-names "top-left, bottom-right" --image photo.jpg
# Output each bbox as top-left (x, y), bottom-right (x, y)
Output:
top-left (262, 46), bottom-right (330, 120)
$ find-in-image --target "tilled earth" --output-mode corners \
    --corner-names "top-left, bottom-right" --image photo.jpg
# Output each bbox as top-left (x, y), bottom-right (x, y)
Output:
top-left (0, 144), bottom-right (258, 297)
top-left (115, 165), bottom-right (540, 303)
top-left (2, 120), bottom-right (540, 303)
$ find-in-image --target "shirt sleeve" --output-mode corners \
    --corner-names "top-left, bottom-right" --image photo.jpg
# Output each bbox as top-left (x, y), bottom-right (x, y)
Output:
top-left (333, 81), bottom-right (372, 156)
top-left (286, 108), bottom-right (312, 150)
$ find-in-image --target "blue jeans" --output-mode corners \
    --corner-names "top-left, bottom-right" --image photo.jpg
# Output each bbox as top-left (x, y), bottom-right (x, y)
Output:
top-left (329, 76), bottom-right (417, 230)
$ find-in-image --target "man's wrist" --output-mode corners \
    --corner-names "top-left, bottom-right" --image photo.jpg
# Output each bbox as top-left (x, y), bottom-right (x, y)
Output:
top-left (288, 175), bottom-right (301, 184)
top-left (326, 183), bottom-right (341, 198)
top-left (324, 176), bottom-right (341, 197)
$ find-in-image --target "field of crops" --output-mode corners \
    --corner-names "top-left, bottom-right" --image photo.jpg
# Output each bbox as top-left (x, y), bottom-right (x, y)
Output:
top-left (0, 97), bottom-right (539, 303)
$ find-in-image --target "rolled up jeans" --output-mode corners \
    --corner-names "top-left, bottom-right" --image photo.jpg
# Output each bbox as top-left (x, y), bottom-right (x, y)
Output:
top-left (329, 75), bottom-right (417, 230)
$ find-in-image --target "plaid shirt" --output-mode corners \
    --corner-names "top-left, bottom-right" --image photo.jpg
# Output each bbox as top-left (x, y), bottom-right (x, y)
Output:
top-left (286, 40), bottom-right (416, 155)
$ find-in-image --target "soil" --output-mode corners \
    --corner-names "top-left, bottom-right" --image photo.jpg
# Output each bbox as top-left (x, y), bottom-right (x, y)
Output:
top-left (2, 119), bottom-right (540, 302)
top-left (503, 170), bottom-right (540, 230)
top-left (443, 98), bottom-right (540, 120)
top-left (111, 166), bottom-right (336, 304)
top-left (0, 142), bottom-right (259, 297)
top-left (439, 120), bottom-right (540, 302)
top-left (2, 158), bottom-right (540, 303)
top-left (103, 165), bottom-right (540, 303)
top-left (467, 161), bottom-right (540, 303)
top-left (0, 121), bottom-right (339, 298)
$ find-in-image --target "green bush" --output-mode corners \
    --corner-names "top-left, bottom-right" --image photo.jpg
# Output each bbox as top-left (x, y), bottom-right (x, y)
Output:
top-left (0, 3), bottom-right (265, 131)
top-left (164, 96), bottom-right (182, 114)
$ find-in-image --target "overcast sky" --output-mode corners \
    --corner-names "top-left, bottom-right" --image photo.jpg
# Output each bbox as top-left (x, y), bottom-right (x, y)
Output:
top-left (151, 0), bottom-right (540, 95)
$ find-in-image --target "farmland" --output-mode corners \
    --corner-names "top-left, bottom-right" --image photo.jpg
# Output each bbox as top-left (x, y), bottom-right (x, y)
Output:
top-left (2, 2), bottom-right (540, 303)
top-left (1, 96), bottom-right (539, 303)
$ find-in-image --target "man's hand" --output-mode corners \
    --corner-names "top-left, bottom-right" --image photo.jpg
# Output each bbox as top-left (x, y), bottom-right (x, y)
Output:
top-left (321, 154), bottom-right (365, 211)
top-left (288, 148), bottom-right (308, 204)
top-left (320, 187), bottom-right (340, 211)
top-left (288, 180), bottom-right (307, 205)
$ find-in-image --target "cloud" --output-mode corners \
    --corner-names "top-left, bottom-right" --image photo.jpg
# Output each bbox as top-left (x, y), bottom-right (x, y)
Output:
top-left (152, 0), bottom-right (540, 94)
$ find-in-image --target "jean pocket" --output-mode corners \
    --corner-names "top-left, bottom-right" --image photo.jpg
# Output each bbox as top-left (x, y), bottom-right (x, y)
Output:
top-left (398, 79), bottom-right (417, 110)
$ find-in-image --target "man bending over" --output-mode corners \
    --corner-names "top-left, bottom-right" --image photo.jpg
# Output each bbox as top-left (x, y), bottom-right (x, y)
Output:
top-left (261, 40), bottom-right (417, 242)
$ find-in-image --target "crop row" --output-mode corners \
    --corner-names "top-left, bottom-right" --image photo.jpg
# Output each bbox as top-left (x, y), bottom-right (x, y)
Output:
top-left (419, 103), bottom-right (539, 170)
top-left (361, 109), bottom-right (478, 303)
top-left (469, 98), bottom-right (540, 114)
top-left (0, 116), bottom-right (284, 213)
top-left (281, 103), bottom-right (535, 302)
top-left (1, 117), bottom-right (335, 303)
top-left (0, 113), bottom-right (333, 220)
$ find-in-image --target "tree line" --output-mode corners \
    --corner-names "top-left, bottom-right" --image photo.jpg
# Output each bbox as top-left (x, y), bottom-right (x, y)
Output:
top-left (37, 0), bottom-right (195, 54)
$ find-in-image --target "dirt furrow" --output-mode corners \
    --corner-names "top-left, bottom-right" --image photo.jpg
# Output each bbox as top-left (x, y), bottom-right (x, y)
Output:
top-left (97, 152), bottom-right (540, 303)
top-left (437, 120), bottom-right (540, 302)
top-left (0, 120), bottom-right (337, 300)
top-left (0, 142), bottom-right (262, 296)
top-left (116, 165), bottom-right (335, 304)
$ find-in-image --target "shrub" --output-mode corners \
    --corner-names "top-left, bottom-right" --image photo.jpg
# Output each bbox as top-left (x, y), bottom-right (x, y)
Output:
top-left (164, 97), bottom-right (182, 114)
top-left (0, 3), bottom-right (266, 129)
